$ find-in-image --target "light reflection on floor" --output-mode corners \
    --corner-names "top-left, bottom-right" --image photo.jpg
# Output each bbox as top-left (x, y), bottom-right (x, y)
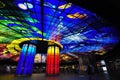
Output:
top-left (0, 73), bottom-right (118, 80)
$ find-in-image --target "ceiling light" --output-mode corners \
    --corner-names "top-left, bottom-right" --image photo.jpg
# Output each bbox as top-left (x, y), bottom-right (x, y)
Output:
top-left (18, 3), bottom-right (27, 10)
top-left (24, 3), bottom-right (33, 9)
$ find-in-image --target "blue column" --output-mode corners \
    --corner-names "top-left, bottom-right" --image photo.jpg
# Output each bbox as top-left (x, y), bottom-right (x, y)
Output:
top-left (15, 44), bottom-right (36, 76)
top-left (16, 44), bottom-right (28, 75)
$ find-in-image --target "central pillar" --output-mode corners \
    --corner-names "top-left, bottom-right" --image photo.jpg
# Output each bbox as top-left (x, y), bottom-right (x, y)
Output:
top-left (46, 46), bottom-right (60, 75)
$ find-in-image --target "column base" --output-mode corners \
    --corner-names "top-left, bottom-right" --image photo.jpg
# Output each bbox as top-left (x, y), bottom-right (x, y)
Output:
top-left (46, 74), bottom-right (60, 76)
top-left (15, 74), bottom-right (32, 77)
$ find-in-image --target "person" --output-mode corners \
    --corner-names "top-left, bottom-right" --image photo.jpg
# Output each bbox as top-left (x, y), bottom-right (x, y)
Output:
top-left (6, 66), bottom-right (11, 73)
top-left (87, 65), bottom-right (93, 80)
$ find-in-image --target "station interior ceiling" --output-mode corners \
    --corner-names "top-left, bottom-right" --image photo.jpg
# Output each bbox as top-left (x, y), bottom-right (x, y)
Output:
top-left (0, 0), bottom-right (120, 63)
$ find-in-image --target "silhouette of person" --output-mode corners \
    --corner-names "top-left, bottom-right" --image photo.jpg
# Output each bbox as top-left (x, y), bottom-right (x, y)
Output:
top-left (87, 65), bottom-right (93, 80)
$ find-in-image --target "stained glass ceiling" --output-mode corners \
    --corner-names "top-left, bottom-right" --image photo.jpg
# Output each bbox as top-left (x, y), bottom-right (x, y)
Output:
top-left (0, 0), bottom-right (120, 57)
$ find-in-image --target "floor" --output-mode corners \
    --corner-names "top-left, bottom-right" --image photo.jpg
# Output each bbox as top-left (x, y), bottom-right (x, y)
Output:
top-left (0, 73), bottom-right (119, 80)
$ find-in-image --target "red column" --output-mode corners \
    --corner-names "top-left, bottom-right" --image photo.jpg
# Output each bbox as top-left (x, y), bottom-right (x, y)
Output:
top-left (46, 46), bottom-right (60, 75)
top-left (55, 46), bottom-right (60, 74)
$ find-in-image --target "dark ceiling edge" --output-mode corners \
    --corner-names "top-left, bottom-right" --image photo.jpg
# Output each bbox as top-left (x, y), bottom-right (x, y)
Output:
top-left (102, 42), bottom-right (120, 60)
top-left (66, 0), bottom-right (120, 30)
